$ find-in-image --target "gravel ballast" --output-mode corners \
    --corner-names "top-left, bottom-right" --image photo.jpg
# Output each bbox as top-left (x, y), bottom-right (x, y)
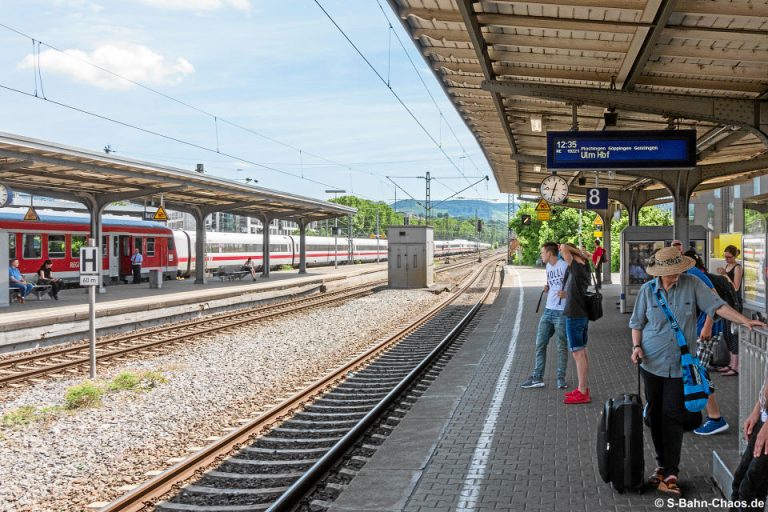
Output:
top-left (0, 288), bottom-right (445, 512)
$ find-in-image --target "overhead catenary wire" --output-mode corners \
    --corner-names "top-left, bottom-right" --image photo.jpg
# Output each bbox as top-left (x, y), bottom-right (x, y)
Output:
top-left (0, 82), bottom-right (358, 193)
top-left (374, 0), bottom-right (485, 179)
top-left (313, 0), bottom-right (476, 189)
top-left (0, 22), bottom-right (393, 192)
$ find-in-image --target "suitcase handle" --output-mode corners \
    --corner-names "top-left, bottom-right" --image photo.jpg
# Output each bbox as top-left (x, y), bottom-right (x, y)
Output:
top-left (636, 358), bottom-right (642, 398)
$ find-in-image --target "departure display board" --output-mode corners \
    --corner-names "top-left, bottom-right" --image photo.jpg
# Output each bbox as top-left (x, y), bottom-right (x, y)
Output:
top-left (546, 130), bottom-right (697, 171)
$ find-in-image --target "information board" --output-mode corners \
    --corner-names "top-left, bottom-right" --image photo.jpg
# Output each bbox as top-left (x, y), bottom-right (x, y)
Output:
top-left (546, 130), bottom-right (696, 171)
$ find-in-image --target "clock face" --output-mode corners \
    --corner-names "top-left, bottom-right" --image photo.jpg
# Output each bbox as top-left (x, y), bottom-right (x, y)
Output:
top-left (0, 184), bottom-right (9, 208)
top-left (540, 175), bottom-right (568, 204)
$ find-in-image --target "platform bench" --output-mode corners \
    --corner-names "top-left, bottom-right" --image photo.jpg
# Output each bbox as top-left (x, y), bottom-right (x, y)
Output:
top-left (212, 269), bottom-right (251, 281)
top-left (8, 284), bottom-right (52, 303)
top-left (211, 266), bottom-right (251, 281)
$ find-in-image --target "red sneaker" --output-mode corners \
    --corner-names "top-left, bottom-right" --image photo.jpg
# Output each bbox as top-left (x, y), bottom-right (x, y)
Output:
top-left (564, 388), bottom-right (579, 397)
top-left (564, 389), bottom-right (591, 404)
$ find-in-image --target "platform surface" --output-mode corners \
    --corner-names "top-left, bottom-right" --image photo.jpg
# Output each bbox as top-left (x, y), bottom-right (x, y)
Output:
top-left (330, 266), bottom-right (739, 512)
top-left (0, 262), bottom-right (386, 330)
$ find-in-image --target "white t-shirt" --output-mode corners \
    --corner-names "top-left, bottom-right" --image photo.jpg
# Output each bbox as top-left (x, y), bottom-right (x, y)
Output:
top-left (545, 259), bottom-right (568, 311)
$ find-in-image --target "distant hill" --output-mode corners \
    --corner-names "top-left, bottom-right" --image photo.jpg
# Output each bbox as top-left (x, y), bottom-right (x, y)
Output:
top-left (392, 199), bottom-right (517, 222)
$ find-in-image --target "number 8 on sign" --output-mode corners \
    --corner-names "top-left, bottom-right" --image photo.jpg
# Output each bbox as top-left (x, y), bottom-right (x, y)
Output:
top-left (586, 188), bottom-right (608, 210)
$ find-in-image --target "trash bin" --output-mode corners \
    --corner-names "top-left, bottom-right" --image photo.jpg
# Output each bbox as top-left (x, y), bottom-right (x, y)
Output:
top-left (149, 269), bottom-right (163, 289)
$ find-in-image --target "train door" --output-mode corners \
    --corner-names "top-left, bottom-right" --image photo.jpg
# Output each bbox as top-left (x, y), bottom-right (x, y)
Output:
top-left (109, 236), bottom-right (120, 279)
top-left (119, 236), bottom-right (133, 280)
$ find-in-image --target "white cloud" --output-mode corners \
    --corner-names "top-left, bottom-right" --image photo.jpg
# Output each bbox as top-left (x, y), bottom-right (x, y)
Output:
top-left (138, 0), bottom-right (251, 12)
top-left (17, 43), bottom-right (195, 90)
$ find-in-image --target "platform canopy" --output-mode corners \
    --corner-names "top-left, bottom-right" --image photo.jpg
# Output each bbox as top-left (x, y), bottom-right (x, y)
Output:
top-left (0, 132), bottom-right (355, 222)
top-left (388, 0), bottom-right (768, 205)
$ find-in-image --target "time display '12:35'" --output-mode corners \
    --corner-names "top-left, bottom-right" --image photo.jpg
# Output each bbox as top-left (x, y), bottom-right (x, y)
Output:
top-left (555, 140), bottom-right (577, 149)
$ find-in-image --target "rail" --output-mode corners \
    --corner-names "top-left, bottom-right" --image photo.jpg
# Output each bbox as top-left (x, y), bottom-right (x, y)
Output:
top-left (0, 256), bottom-right (486, 388)
top-left (268, 261), bottom-right (502, 511)
top-left (100, 256), bottom-right (504, 512)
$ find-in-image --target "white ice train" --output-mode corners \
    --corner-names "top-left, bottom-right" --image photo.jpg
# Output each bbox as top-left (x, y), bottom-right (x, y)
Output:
top-left (172, 230), bottom-right (491, 275)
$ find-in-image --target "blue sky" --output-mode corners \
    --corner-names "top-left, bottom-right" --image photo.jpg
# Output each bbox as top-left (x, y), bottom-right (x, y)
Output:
top-left (0, 0), bottom-right (501, 205)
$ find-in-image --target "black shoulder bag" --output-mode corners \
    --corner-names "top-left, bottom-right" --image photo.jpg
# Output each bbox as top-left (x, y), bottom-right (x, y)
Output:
top-left (585, 265), bottom-right (603, 321)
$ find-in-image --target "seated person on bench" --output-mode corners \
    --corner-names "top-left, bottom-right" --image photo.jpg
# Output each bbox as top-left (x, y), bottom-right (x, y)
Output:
top-left (9, 258), bottom-right (33, 303)
top-left (241, 257), bottom-right (258, 281)
top-left (37, 259), bottom-right (63, 300)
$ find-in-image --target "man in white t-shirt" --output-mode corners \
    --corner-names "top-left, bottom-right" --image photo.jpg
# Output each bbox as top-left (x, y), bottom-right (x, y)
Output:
top-left (522, 242), bottom-right (570, 389)
top-left (731, 366), bottom-right (768, 509)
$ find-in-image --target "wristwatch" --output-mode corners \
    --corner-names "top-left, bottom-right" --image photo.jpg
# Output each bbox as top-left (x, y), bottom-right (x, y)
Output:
top-left (632, 345), bottom-right (642, 350)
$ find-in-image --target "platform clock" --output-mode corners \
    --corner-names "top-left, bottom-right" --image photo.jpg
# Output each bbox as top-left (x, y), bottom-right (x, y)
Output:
top-left (0, 184), bottom-right (13, 208)
top-left (540, 175), bottom-right (568, 204)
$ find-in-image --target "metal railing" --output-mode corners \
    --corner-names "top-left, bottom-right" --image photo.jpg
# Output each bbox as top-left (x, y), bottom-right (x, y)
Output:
top-left (739, 326), bottom-right (768, 452)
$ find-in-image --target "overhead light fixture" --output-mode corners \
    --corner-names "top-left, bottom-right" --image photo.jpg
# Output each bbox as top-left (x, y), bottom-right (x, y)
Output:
top-left (533, 164), bottom-right (542, 173)
top-left (530, 114), bottom-right (543, 133)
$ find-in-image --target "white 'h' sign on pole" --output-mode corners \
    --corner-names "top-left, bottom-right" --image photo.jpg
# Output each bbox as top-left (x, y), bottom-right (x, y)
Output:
top-left (80, 247), bottom-right (99, 276)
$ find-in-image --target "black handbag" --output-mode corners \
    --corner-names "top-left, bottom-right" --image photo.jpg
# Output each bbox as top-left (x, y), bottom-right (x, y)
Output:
top-left (586, 270), bottom-right (603, 321)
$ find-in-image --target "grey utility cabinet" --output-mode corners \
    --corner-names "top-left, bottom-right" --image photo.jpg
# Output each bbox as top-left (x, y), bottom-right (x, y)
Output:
top-left (387, 226), bottom-right (434, 289)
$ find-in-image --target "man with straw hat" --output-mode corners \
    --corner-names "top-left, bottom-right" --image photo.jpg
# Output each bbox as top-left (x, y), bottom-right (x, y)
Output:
top-left (629, 246), bottom-right (764, 496)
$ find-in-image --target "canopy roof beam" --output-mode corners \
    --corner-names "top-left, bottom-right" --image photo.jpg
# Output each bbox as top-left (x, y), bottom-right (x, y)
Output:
top-left (456, 0), bottom-right (521, 188)
top-left (483, 80), bottom-right (768, 145)
top-left (619, 0), bottom-right (676, 90)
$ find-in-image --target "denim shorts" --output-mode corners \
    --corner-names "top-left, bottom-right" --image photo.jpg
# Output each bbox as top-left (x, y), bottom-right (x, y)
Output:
top-left (565, 317), bottom-right (589, 352)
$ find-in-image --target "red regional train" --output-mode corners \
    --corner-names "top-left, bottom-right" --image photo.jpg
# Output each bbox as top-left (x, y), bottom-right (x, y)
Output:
top-left (2, 209), bottom-right (177, 283)
top-left (1, 209), bottom-right (490, 282)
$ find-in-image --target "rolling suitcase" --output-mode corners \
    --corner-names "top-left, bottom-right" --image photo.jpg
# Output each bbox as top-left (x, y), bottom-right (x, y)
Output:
top-left (596, 365), bottom-right (644, 493)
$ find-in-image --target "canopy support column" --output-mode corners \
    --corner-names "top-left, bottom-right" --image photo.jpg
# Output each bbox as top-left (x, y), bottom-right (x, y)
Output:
top-left (670, 171), bottom-right (695, 249)
top-left (191, 208), bottom-right (211, 285)
top-left (261, 215), bottom-right (273, 278)
top-left (0, 234), bottom-right (9, 308)
top-left (298, 219), bottom-right (307, 274)
top-left (602, 204), bottom-right (616, 286)
top-left (79, 193), bottom-right (107, 294)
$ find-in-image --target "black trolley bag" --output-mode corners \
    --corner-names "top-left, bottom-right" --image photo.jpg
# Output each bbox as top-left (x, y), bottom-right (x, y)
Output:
top-left (596, 364), bottom-right (644, 493)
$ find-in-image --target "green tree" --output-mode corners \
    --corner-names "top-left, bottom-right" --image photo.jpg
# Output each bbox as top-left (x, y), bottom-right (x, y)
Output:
top-left (609, 206), bottom-right (672, 271)
top-left (511, 202), bottom-right (673, 268)
top-left (509, 202), bottom-right (598, 265)
top-left (328, 196), bottom-right (403, 238)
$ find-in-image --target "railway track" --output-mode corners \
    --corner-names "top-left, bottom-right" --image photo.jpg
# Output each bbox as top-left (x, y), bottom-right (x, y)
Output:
top-left (0, 256), bottom-right (486, 389)
top-left (101, 255), bottom-right (504, 512)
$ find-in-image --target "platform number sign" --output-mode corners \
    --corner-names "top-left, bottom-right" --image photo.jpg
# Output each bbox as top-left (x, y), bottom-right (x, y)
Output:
top-left (586, 188), bottom-right (608, 210)
top-left (79, 246), bottom-right (100, 286)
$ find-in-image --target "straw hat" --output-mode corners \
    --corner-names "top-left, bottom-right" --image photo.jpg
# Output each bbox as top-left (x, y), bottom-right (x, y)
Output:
top-left (645, 246), bottom-right (695, 276)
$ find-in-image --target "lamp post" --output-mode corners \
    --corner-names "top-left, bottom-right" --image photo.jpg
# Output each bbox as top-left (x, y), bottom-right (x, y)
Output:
top-left (325, 189), bottom-right (345, 269)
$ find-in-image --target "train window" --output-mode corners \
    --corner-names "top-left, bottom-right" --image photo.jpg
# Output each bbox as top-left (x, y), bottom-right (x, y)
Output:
top-left (48, 235), bottom-right (66, 259)
top-left (23, 234), bottom-right (42, 259)
top-left (167, 237), bottom-right (175, 251)
top-left (8, 233), bottom-right (15, 259)
top-left (102, 236), bottom-right (108, 256)
top-left (134, 237), bottom-right (142, 252)
top-left (146, 237), bottom-right (156, 256)
top-left (71, 236), bottom-right (87, 258)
